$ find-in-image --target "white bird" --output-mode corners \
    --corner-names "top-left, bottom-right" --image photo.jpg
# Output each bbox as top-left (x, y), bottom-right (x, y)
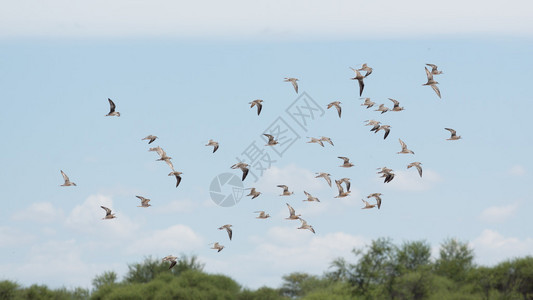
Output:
top-left (388, 98), bottom-right (404, 112)
top-left (246, 188), bottom-right (261, 199)
top-left (320, 136), bottom-right (334, 146)
top-left (445, 128), bottom-right (461, 140)
top-left (285, 203), bottom-right (301, 220)
top-left (334, 180), bottom-right (351, 198)
top-left (249, 99), bottom-right (263, 115)
top-left (231, 162), bottom-right (249, 181)
top-left (101, 206), bottom-right (116, 220)
top-left (264, 134), bottom-right (279, 146)
top-left (142, 135), bottom-right (158, 144)
top-left (105, 98), bottom-right (120, 117)
top-left (349, 67), bottom-right (365, 96)
top-left (327, 101), bottom-right (342, 118)
top-left (168, 171), bottom-right (183, 187)
top-left (149, 146), bottom-right (174, 170)
top-left (338, 178), bottom-right (351, 192)
top-left (338, 156), bottom-right (354, 168)
top-left (361, 98), bottom-right (375, 108)
top-left (357, 63), bottom-right (373, 78)
top-left (398, 139), bottom-right (415, 154)
top-left (315, 172), bottom-right (332, 187)
top-left (136, 195), bottom-right (151, 208)
top-left (303, 191), bottom-right (320, 202)
top-left (367, 193), bottom-right (382, 209)
top-left (210, 242), bottom-right (224, 252)
top-left (375, 104), bottom-right (390, 114)
top-left (426, 63), bottom-right (443, 75)
top-left (284, 77), bottom-right (299, 93)
top-left (206, 139), bottom-right (219, 153)
top-left (218, 224), bottom-right (233, 240)
top-left (254, 211), bottom-right (270, 219)
top-left (423, 67), bottom-right (441, 98)
top-left (277, 185), bottom-right (294, 196)
top-left (60, 170), bottom-right (76, 187)
top-left (407, 162), bottom-right (423, 177)
top-left (375, 125), bottom-right (391, 139)
top-left (361, 199), bottom-right (376, 209)
top-left (298, 218), bottom-right (316, 234)
top-left (307, 137), bottom-right (324, 147)
top-left (162, 255), bottom-right (178, 269)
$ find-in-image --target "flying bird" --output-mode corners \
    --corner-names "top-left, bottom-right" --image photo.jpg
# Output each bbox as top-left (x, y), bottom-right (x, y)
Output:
top-left (375, 125), bottom-right (391, 139)
top-left (338, 178), bottom-right (351, 192)
top-left (315, 172), bottom-right (332, 187)
top-left (298, 218), bottom-right (316, 234)
top-left (284, 77), bottom-right (299, 93)
top-left (388, 98), bottom-right (404, 111)
top-left (168, 171), bottom-right (183, 187)
top-left (361, 199), bottom-right (376, 209)
top-left (210, 242), bottom-right (224, 252)
top-left (407, 162), bottom-right (423, 177)
top-left (357, 63), bottom-right (373, 78)
top-left (60, 170), bottom-right (76, 187)
top-left (398, 139), bottom-right (415, 154)
top-left (218, 224), bottom-right (233, 240)
top-left (338, 156), bottom-right (354, 168)
top-left (303, 191), bottom-right (320, 202)
top-left (334, 179), bottom-right (351, 198)
top-left (307, 137), bottom-right (324, 147)
top-left (365, 120), bottom-right (381, 132)
top-left (327, 101), bottom-right (342, 118)
top-left (426, 63), bottom-right (443, 75)
top-left (367, 193), bottom-right (382, 209)
top-left (206, 139), bottom-right (219, 153)
top-left (149, 146), bottom-right (174, 170)
top-left (320, 136), bottom-right (334, 146)
top-left (254, 211), bottom-right (270, 219)
top-left (136, 195), bottom-right (151, 208)
top-left (263, 134), bottom-right (279, 146)
top-left (285, 203), bottom-right (301, 220)
top-left (246, 188), bottom-right (261, 199)
top-left (423, 67), bottom-right (441, 98)
top-left (445, 128), bottom-right (461, 140)
top-left (375, 104), bottom-right (390, 114)
top-left (142, 135), bottom-right (158, 144)
top-left (277, 185), bottom-right (294, 196)
top-left (361, 97), bottom-right (375, 108)
top-left (100, 206), bottom-right (116, 220)
top-left (162, 255), bottom-right (178, 269)
top-left (349, 67), bottom-right (365, 96)
top-left (377, 167), bottom-right (395, 183)
top-left (105, 98), bottom-right (120, 117)
top-left (231, 162), bottom-right (249, 181)
top-left (249, 99), bottom-right (263, 115)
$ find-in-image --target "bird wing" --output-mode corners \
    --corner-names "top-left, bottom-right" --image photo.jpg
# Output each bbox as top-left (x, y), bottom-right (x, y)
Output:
top-left (388, 98), bottom-right (399, 108)
top-left (257, 103), bottom-right (262, 115)
top-left (286, 203), bottom-right (295, 216)
top-left (336, 105), bottom-right (342, 118)
top-left (226, 227), bottom-right (232, 240)
top-left (338, 156), bottom-right (349, 163)
top-left (169, 260), bottom-right (177, 269)
top-left (445, 128), bottom-right (456, 137)
top-left (383, 128), bottom-right (390, 139)
top-left (424, 67), bottom-right (434, 81)
top-left (213, 144), bottom-right (219, 153)
top-left (175, 174), bottom-right (182, 187)
top-left (241, 167), bottom-right (249, 181)
top-left (325, 175), bottom-right (332, 187)
top-left (399, 139), bottom-right (407, 151)
top-left (108, 98), bottom-right (116, 113)
top-left (292, 80), bottom-right (298, 93)
top-left (416, 165), bottom-right (423, 177)
top-left (304, 191), bottom-right (311, 197)
top-left (60, 170), bottom-right (69, 182)
top-left (358, 78), bottom-right (364, 96)
top-left (101, 206), bottom-right (112, 216)
top-left (431, 84), bottom-right (441, 98)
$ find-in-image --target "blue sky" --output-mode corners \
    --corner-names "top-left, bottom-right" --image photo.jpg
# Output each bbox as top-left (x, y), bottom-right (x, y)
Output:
top-left (1, 0), bottom-right (532, 290)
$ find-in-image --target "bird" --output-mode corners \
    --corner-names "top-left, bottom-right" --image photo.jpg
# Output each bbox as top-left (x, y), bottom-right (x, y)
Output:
top-left (246, 188), bottom-right (261, 199)
top-left (249, 99), bottom-right (263, 115)
top-left (388, 98), bottom-right (404, 111)
top-left (338, 178), bottom-right (351, 192)
top-left (367, 193), bottom-right (382, 209)
top-left (445, 128), bottom-right (461, 140)
top-left (210, 242), bottom-right (224, 252)
top-left (365, 120), bottom-right (381, 132)
top-left (162, 255), bottom-right (178, 269)
top-left (100, 206), bottom-right (116, 220)
top-left (277, 185), bottom-right (294, 196)
top-left (377, 167), bottom-right (395, 183)
top-left (407, 162), bottom-right (423, 177)
top-left (375, 104), bottom-right (390, 114)
top-left (231, 162), bottom-right (249, 181)
top-left (426, 63), bottom-right (443, 75)
top-left (338, 156), bottom-right (354, 168)
top-left (398, 139), bottom-right (415, 154)
top-left (327, 101), bottom-right (342, 118)
top-left (285, 203), bottom-right (301, 220)
top-left (306, 137), bottom-right (324, 147)
top-left (205, 139), bottom-right (219, 153)
top-left (303, 191), bottom-right (320, 202)
top-left (136, 196), bottom-right (151, 208)
top-left (297, 218), bottom-right (316, 234)
top-left (375, 125), bottom-right (391, 139)
top-left (218, 224), bottom-right (233, 240)
top-left (168, 171), bottom-right (183, 187)
top-left (315, 172), bottom-right (332, 187)
top-left (105, 98), bottom-right (120, 117)
top-left (334, 180), bottom-right (351, 198)
top-left (60, 170), bottom-right (76, 187)
top-left (142, 135), bottom-right (158, 144)
top-left (361, 98), bottom-right (375, 108)
top-left (263, 134), bottom-right (279, 146)
top-left (349, 67), bottom-right (365, 96)
top-left (254, 211), bottom-right (270, 219)
top-left (320, 136), bottom-right (334, 146)
top-left (361, 199), bottom-right (376, 209)
top-left (357, 63), bottom-right (373, 78)
top-left (284, 77), bottom-right (299, 93)
top-left (149, 146), bottom-right (174, 170)
top-left (423, 67), bottom-right (441, 98)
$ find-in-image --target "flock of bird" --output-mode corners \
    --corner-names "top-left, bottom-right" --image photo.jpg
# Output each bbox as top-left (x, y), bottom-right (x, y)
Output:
top-left (59, 63), bottom-right (460, 269)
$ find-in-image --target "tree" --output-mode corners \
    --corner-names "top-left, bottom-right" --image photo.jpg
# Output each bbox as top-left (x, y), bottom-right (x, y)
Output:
top-left (92, 271), bottom-right (118, 290)
top-left (434, 238), bottom-right (474, 282)
top-left (396, 240), bottom-right (432, 271)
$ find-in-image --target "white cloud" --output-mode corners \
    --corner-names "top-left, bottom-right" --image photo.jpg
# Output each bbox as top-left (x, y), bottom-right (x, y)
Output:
top-left (11, 202), bottom-right (64, 223)
top-left (127, 224), bottom-right (204, 255)
top-left (2, 0), bottom-right (531, 38)
top-left (479, 203), bottom-right (518, 223)
top-left (471, 229), bottom-right (533, 265)
top-left (0, 226), bottom-right (35, 247)
top-left (382, 169), bottom-right (442, 192)
top-left (508, 165), bottom-right (526, 176)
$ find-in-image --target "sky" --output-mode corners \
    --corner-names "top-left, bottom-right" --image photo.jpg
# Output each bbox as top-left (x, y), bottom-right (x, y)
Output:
top-left (1, 0), bottom-right (533, 291)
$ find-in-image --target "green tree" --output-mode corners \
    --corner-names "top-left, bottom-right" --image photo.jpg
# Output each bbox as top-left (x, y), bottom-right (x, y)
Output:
top-left (396, 240), bottom-right (432, 271)
top-left (0, 280), bottom-right (20, 299)
top-left (92, 271), bottom-right (118, 290)
top-left (434, 238), bottom-right (474, 282)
